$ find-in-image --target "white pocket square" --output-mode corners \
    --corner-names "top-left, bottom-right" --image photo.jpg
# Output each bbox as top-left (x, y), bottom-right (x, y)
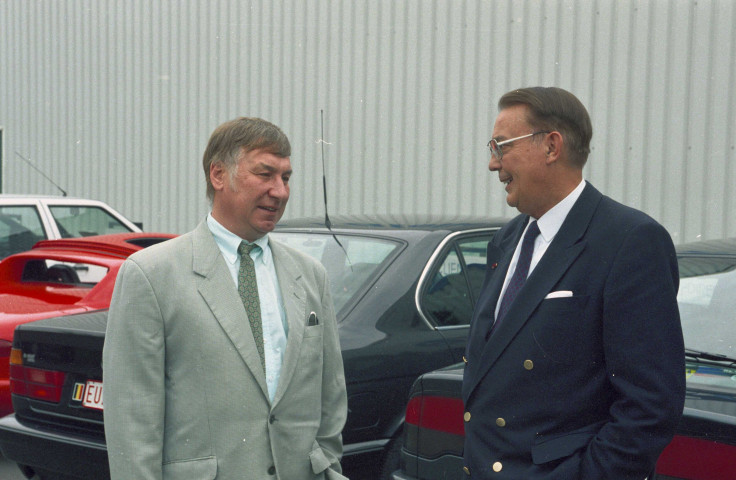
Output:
top-left (545, 290), bottom-right (573, 299)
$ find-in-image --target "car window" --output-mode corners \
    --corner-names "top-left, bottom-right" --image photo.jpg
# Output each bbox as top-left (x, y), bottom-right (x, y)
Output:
top-left (422, 235), bottom-right (491, 327)
top-left (458, 238), bottom-right (491, 300)
top-left (49, 206), bottom-right (133, 237)
top-left (677, 256), bottom-right (736, 358)
top-left (0, 206), bottom-right (47, 259)
top-left (271, 232), bottom-right (401, 312)
top-left (21, 259), bottom-right (109, 286)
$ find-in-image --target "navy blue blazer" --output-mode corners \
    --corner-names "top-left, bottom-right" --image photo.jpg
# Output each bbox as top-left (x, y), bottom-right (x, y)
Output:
top-left (462, 183), bottom-right (685, 479)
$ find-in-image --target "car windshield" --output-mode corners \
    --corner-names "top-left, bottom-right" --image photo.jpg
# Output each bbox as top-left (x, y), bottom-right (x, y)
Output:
top-left (271, 232), bottom-right (401, 313)
top-left (677, 255), bottom-right (736, 360)
top-left (48, 206), bottom-right (133, 237)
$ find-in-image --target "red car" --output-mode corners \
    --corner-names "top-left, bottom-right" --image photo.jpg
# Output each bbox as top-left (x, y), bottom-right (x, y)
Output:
top-left (0, 233), bottom-right (175, 416)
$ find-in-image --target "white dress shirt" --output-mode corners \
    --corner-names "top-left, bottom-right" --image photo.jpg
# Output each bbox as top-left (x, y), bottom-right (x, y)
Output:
top-left (207, 214), bottom-right (288, 402)
top-left (495, 179), bottom-right (587, 319)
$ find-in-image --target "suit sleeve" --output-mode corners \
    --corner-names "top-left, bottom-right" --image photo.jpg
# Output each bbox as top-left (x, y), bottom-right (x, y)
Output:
top-left (103, 259), bottom-right (166, 480)
top-left (314, 264), bottom-right (348, 474)
top-left (582, 221), bottom-right (685, 478)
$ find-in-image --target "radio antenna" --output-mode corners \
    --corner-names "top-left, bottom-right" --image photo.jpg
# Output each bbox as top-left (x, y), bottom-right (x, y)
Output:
top-left (319, 110), bottom-right (352, 268)
top-left (15, 151), bottom-right (68, 196)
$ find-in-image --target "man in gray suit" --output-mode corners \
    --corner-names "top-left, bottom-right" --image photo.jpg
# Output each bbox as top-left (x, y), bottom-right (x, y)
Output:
top-left (103, 117), bottom-right (348, 480)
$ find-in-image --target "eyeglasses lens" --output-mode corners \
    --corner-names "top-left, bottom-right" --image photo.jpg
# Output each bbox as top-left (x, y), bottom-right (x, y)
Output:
top-left (489, 139), bottom-right (501, 159)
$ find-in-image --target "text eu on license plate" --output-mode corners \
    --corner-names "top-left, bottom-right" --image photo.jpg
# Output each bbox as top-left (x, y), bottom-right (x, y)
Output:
top-left (82, 380), bottom-right (104, 410)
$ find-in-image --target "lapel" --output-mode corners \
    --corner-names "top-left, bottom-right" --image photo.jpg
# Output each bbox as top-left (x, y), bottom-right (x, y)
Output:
top-left (191, 221), bottom-right (270, 399)
top-left (465, 219), bottom-right (525, 358)
top-left (268, 239), bottom-right (307, 407)
top-left (467, 184), bottom-right (603, 398)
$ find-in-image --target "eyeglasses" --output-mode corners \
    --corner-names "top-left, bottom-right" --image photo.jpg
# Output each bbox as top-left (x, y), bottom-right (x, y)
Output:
top-left (487, 131), bottom-right (550, 160)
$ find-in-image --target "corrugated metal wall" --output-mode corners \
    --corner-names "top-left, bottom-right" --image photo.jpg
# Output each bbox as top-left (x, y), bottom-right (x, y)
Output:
top-left (1, 0), bottom-right (734, 243)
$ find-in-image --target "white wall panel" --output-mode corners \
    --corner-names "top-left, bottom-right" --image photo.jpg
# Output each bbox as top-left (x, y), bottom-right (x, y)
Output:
top-left (1, 0), bottom-right (735, 243)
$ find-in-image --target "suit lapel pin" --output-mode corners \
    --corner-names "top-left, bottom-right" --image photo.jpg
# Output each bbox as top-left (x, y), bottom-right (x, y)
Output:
top-left (491, 263), bottom-right (498, 269)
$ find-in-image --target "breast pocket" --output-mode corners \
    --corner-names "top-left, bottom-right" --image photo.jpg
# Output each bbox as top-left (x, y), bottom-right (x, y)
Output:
top-left (531, 295), bottom-right (596, 366)
top-left (303, 323), bottom-right (324, 339)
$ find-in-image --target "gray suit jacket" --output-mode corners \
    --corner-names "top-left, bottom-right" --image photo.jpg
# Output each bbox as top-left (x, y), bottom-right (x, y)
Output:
top-left (103, 221), bottom-right (348, 480)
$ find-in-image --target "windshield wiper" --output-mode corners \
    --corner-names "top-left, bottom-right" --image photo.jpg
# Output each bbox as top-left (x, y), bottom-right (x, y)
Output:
top-left (685, 348), bottom-right (736, 365)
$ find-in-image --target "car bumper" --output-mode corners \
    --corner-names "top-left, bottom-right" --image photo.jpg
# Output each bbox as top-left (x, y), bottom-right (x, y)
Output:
top-left (0, 414), bottom-right (109, 479)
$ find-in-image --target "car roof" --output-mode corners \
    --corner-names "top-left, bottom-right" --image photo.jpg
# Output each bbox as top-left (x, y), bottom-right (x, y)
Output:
top-left (676, 237), bottom-right (736, 257)
top-left (0, 194), bottom-right (104, 201)
top-left (276, 214), bottom-right (509, 233)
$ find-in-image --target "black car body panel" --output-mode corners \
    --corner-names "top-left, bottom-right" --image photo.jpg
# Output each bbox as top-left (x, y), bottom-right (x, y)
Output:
top-left (276, 215), bottom-right (506, 452)
top-left (0, 310), bottom-right (108, 479)
top-left (0, 215), bottom-right (507, 479)
top-left (394, 236), bottom-right (736, 480)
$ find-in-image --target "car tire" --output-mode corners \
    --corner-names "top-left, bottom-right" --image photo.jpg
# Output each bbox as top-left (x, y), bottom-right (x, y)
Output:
top-left (380, 437), bottom-right (403, 480)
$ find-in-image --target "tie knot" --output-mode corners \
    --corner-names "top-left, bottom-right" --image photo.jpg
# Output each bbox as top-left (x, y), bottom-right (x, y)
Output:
top-left (238, 242), bottom-right (260, 258)
top-left (525, 220), bottom-right (540, 241)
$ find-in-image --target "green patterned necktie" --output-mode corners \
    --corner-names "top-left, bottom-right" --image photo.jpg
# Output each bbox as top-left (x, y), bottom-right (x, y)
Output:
top-left (237, 242), bottom-right (265, 375)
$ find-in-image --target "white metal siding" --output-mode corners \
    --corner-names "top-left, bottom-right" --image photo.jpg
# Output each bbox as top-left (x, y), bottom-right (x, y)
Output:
top-left (1, 0), bottom-right (734, 243)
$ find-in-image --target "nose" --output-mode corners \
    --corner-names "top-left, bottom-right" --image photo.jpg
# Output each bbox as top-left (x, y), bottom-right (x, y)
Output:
top-left (270, 177), bottom-right (290, 200)
top-left (488, 154), bottom-right (501, 172)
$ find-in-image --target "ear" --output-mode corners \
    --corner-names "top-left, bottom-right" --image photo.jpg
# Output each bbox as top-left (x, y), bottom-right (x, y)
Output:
top-left (544, 131), bottom-right (564, 165)
top-left (210, 162), bottom-right (227, 192)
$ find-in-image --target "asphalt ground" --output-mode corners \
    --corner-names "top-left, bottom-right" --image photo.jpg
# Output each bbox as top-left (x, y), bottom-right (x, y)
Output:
top-left (0, 454), bottom-right (29, 479)
top-left (0, 451), bottom-right (383, 480)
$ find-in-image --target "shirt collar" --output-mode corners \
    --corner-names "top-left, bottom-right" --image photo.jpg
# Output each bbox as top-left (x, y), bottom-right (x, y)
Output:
top-left (534, 179), bottom-right (587, 243)
top-left (206, 214), bottom-right (273, 266)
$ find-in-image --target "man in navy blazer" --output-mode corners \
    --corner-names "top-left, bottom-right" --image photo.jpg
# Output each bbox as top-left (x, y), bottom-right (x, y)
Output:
top-left (462, 87), bottom-right (685, 479)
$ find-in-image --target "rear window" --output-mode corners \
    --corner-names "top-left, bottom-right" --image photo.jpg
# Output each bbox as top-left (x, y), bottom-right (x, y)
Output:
top-left (677, 255), bottom-right (736, 359)
top-left (272, 232), bottom-right (400, 312)
top-left (49, 206), bottom-right (132, 238)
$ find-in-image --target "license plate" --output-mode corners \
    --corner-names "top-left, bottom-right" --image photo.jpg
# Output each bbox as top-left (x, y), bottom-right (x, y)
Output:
top-left (82, 380), bottom-right (104, 410)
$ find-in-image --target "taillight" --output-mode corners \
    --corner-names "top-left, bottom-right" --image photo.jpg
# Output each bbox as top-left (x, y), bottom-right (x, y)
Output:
top-left (9, 347), bottom-right (66, 403)
top-left (657, 435), bottom-right (736, 480)
top-left (405, 395), bottom-right (465, 436)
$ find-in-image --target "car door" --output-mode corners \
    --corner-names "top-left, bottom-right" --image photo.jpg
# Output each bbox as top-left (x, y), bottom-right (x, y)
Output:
top-left (418, 230), bottom-right (497, 362)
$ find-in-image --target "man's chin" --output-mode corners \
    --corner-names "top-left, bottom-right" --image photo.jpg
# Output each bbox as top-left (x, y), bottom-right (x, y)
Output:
top-left (256, 219), bottom-right (280, 235)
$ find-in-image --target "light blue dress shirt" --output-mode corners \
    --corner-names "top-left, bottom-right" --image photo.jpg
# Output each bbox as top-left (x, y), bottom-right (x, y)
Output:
top-left (207, 214), bottom-right (288, 402)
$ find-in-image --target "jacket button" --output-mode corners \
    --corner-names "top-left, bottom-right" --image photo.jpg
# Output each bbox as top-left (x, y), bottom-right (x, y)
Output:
top-left (462, 355), bottom-right (468, 364)
top-left (463, 466), bottom-right (470, 475)
top-left (523, 359), bottom-right (534, 370)
top-left (493, 461), bottom-right (503, 472)
top-left (464, 412), bottom-right (471, 422)
top-left (267, 466), bottom-right (276, 475)
top-left (496, 417), bottom-right (506, 427)
top-left (269, 414), bottom-right (276, 424)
